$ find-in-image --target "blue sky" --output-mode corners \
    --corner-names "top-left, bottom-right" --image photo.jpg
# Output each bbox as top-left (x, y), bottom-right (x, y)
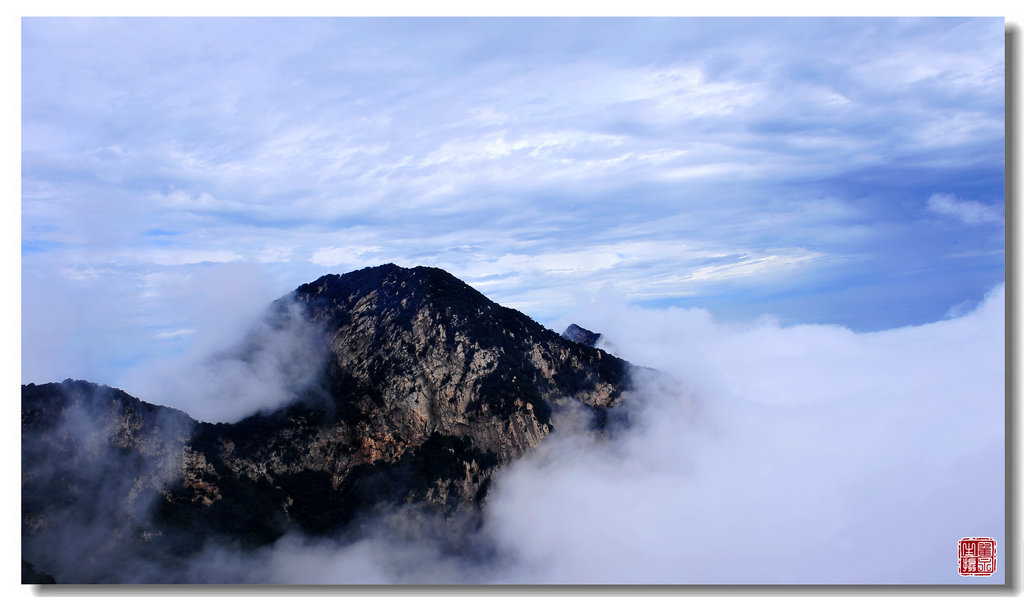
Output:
top-left (21, 17), bottom-right (1005, 385)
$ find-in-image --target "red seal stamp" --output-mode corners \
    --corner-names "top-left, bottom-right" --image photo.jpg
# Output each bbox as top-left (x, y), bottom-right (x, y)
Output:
top-left (958, 538), bottom-right (997, 576)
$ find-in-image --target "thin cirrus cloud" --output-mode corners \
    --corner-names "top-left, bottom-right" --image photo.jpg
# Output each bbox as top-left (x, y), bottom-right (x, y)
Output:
top-left (21, 17), bottom-right (1003, 388)
top-left (926, 192), bottom-right (1004, 225)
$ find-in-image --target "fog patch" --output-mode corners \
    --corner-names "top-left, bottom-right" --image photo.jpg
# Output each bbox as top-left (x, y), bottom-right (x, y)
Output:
top-left (122, 298), bottom-right (329, 423)
top-left (178, 506), bottom-right (505, 584)
top-left (21, 382), bottom-right (196, 583)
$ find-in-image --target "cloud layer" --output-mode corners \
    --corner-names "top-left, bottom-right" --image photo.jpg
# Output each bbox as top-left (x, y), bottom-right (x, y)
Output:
top-left (21, 18), bottom-right (1005, 386)
top-left (487, 283), bottom-right (1004, 583)
top-left (150, 283), bottom-right (1002, 584)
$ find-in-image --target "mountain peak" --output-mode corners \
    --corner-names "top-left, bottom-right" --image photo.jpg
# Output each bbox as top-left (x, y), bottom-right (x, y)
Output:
top-left (562, 323), bottom-right (602, 347)
top-left (22, 264), bottom-right (634, 582)
top-left (295, 263), bottom-right (492, 320)
top-left (288, 263), bottom-right (628, 430)
top-left (299, 263), bottom-right (473, 296)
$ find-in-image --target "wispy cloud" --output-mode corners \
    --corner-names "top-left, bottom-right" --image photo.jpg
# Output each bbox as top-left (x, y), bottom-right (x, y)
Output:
top-left (154, 329), bottom-right (195, 340)
top-left (927, 192), bottom-right (1003, 225)
top-left (21, 17), bottom-right (1004, 383)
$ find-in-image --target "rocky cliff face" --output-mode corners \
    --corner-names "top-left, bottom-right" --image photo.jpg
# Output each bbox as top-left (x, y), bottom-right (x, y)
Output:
top-left (22, 264), bottom-right (633, 583)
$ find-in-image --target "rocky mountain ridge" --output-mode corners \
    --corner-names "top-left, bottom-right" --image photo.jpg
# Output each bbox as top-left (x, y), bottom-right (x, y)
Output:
top-left (22, 264), bottom-right (634, 583)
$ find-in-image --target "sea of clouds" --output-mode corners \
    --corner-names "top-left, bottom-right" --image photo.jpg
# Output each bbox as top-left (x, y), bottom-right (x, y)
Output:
top-left (153, 283), bottom-right (1004, 584)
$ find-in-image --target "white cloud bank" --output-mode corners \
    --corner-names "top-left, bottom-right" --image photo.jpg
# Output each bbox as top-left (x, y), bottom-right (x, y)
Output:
top-left (484, 283), bottom-right (1004, 583)
top-left (181, 283), bottom-right (1003, 584)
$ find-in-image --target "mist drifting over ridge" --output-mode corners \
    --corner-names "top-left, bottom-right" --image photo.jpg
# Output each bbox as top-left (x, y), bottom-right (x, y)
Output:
top-left (120, 297), bottom-right (330, 424)
top-left (81, 278), bottom-right (1003, 584)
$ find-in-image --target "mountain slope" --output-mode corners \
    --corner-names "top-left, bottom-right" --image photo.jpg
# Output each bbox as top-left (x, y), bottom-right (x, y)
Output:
top-left (22, 264), bottom-right (633, 583)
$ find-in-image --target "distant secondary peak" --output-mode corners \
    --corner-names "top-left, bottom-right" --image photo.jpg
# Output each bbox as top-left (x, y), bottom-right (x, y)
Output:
top-left (562, 323), bottom-right (602, 347)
